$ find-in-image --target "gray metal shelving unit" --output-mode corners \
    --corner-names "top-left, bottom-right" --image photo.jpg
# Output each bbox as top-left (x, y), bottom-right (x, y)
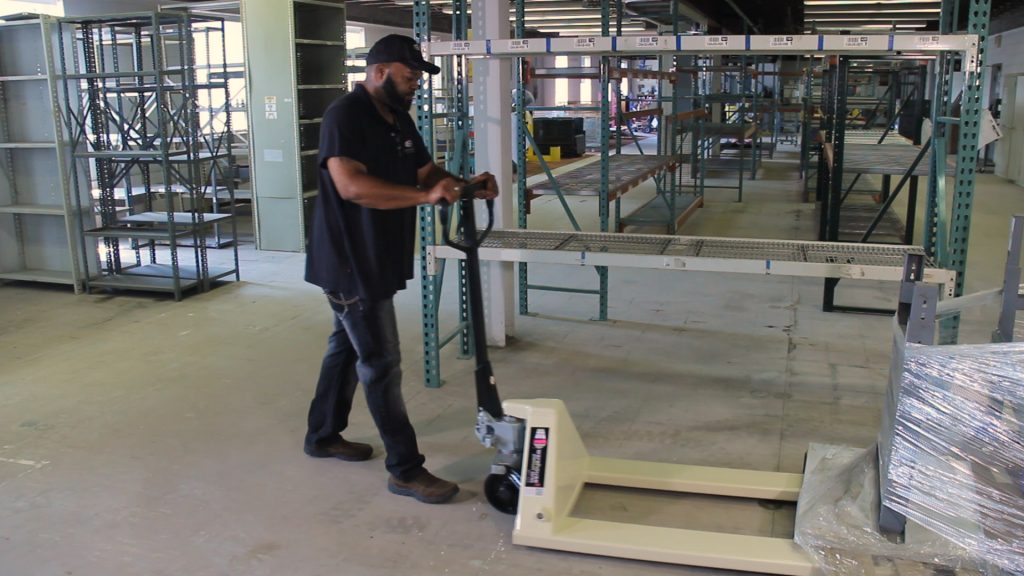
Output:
top-left (0, 15), bottom-right (93, 292)
top-left (241, 0), bottom-right (346, 252)
top-left (56, 10), bottom-right (240, 300)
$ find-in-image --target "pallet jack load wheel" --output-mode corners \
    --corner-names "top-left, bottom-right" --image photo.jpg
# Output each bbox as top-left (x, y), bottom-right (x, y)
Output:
top-left (484, 472), bottom-right (519, 515)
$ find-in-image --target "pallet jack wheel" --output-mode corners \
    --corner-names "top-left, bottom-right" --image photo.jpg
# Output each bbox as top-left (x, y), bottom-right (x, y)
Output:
top-left (484, 472), bottom-right (519, 515)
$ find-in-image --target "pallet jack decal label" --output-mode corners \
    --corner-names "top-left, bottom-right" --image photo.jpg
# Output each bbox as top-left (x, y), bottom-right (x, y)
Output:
top-left (524, 427), bottom-right (549, 496)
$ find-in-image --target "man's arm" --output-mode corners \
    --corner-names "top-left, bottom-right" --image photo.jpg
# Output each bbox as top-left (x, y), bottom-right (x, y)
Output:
top-left (418, 162), bottom-right (500, 201)
top-left (418, 162), bottom-right (466, 190)
top-left (329, 157), bottom-right (458, 209)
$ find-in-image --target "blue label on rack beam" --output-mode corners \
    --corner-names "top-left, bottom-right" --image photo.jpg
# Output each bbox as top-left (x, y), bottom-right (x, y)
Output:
top-left (676, 35), bottom-right (682, 51)
top-left (612, 36), bottom-right (618, 52)
top-left (745, 35), bottom-right (751, 50)
top-left (486, 40), bottom-right (492, 55)
top-left (817, 35), bottom-right (824, 51)
top-left (888, 35), bottom-right (894, 51)
top-left (546, 38), bottom-right (552, 53)
top-left (766, 259), bottom-right (772, 272)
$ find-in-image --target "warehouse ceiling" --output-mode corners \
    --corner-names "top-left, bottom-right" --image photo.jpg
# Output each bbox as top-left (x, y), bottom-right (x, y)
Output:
top-left (804, 0), bottom-right (941, 32)
top-left (172, 0), bottom-right (1019, 36)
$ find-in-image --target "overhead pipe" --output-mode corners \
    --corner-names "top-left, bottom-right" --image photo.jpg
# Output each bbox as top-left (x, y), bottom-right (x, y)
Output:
top-left (722, 0), bottom-right (760, 33)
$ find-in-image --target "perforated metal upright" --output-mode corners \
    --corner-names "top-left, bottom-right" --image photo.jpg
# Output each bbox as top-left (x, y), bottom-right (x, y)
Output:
top-left (416, 0), bottom-right (473, 387)
top-left (928, 0), bottom-right (991, 342)
top-left (514, 0), bottom-right (528, 317)
top-left (414, 0), bottom-right (442, 387)
top-left (820, 56), bottom-right (850, 311)
top-left (595, 0), bottom-right (613, 320)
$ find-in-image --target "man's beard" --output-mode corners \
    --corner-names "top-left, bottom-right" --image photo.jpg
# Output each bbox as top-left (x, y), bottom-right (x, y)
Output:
top-left (382, 75), bottom-right (414, 111)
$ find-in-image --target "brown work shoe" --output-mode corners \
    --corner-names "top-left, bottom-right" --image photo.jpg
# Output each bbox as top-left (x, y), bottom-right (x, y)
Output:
top-left (304, 436), bottom-right (373, 461)
top-left (387, 468), bottom-right (460, 504)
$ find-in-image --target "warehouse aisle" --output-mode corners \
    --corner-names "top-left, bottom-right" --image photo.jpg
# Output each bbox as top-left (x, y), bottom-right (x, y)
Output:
top-left (1, 155), bottom-right (1021, 575)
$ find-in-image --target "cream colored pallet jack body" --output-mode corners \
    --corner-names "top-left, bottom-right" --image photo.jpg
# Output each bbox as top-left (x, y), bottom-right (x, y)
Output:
top-left (440, 185), bottom-right (816, 574)
top-left (504, 398), bottom-right (815, 576)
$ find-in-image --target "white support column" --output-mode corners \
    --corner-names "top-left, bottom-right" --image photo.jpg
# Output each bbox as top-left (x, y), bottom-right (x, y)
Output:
top-left (472, 0), bottom-right (514, 346)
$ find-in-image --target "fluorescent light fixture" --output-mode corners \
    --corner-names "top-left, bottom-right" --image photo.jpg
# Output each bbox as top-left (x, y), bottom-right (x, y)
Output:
top-left (536, 27), bottom-right (646, 35)
top-left (806, 0), bottom-right (940, 3)
top-left (808, 24), bottom-right (928, 30)
top-left (805, 8), bottom-right (940, 13)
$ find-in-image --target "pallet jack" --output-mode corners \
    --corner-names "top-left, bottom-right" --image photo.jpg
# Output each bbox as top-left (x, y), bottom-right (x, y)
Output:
top-left (439, 184), bottom-right (814, 575)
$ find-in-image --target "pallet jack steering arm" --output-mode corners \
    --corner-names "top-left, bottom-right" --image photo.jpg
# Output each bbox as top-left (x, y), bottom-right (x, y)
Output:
top-left (438, 182), bottom-right (526, 514)
top-left (438, 182), bottom-right (502, 419)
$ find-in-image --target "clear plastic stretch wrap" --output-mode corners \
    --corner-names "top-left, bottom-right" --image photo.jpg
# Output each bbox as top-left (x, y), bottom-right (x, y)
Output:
top-left (794, 444), bottom-right (983, 576)
top-left (795, 343), bottom-right (1024, 576)
top-left (886, 342), bottom-right (1024, 574)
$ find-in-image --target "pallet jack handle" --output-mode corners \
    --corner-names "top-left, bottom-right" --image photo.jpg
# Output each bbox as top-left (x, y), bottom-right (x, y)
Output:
top-left (438, 182), bottom-right (503, 419)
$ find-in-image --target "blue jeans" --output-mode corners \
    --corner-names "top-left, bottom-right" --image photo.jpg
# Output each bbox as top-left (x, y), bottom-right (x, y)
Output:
top-left (305, 294), bottom-right (425, 481)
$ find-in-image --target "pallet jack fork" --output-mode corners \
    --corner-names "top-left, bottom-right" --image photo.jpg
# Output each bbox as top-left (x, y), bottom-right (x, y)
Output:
top-left (441, 184), bottom-right (814, 575)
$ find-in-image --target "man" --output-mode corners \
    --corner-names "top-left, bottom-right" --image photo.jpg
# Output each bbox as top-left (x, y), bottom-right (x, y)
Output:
top-left (304, 34), bottom-right (498, 504)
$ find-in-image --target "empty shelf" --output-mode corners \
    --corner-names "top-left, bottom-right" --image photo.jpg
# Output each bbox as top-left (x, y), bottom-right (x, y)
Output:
top-left (620, 193), bottom-right (703, 231)
top-left (0, 204), bottom-right (66, 216)
top-left (117, 212), bottom-right (233, 225)
top-left (0, 268), bottom-right (75, 285)
top-left (530, 155), bottom-right (682, 201)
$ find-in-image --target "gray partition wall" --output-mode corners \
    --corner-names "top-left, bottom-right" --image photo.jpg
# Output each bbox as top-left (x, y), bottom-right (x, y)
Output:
top-left (241, 0), bottom-right (346, 252)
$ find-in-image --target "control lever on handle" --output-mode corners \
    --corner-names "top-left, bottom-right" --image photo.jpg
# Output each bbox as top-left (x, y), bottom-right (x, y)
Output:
top-left (438, 180), bottom-right (495, 252)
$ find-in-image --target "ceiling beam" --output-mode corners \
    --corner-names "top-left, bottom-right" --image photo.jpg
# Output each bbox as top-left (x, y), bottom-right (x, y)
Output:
top-left (345, 3), bottom-right (452, 34)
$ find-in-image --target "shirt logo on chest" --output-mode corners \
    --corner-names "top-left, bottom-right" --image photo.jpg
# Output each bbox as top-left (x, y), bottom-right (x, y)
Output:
top-left (391, 130), bottom-right (416, 158)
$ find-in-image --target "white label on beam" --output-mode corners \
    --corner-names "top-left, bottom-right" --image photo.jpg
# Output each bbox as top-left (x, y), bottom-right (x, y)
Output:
top-left (683, 35), bottom-right (746, 51)
top-left (822, 35), bottom-right (889, 51)
top-left (749, 35), bottom-right (819, 51)
top-left (427, 40), bottom-right (487, 56)
top-left (892, 34), bottom-right (972, 52)
top-left (509, 39), bottom-right (532, 51)
top-left (576, 36), bottom-right (597, 49)
top-left (549, 36), bottom-right (614, 53)
top-left (488, 38), bottom-right (543, 55)
top-left (637, 35), bottom-right (661, 48)
top-left (618, 35), bottom-right (674, 52)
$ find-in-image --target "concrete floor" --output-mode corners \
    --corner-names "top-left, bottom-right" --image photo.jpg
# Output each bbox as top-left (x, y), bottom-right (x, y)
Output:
top-left (1, 144), bottom-right (1022, 575)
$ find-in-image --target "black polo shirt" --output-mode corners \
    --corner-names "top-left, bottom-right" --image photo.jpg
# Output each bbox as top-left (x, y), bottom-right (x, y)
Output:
top-left (305, 84), bottom-right (432, 301)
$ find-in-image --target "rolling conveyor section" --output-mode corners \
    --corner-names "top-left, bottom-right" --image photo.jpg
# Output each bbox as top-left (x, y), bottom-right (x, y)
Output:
top-left (427, 229), bottom-right (957, 298)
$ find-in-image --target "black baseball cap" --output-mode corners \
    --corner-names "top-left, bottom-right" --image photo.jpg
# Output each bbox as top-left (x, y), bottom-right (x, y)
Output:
top-left (366, 34), bottom-right (441, 75)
